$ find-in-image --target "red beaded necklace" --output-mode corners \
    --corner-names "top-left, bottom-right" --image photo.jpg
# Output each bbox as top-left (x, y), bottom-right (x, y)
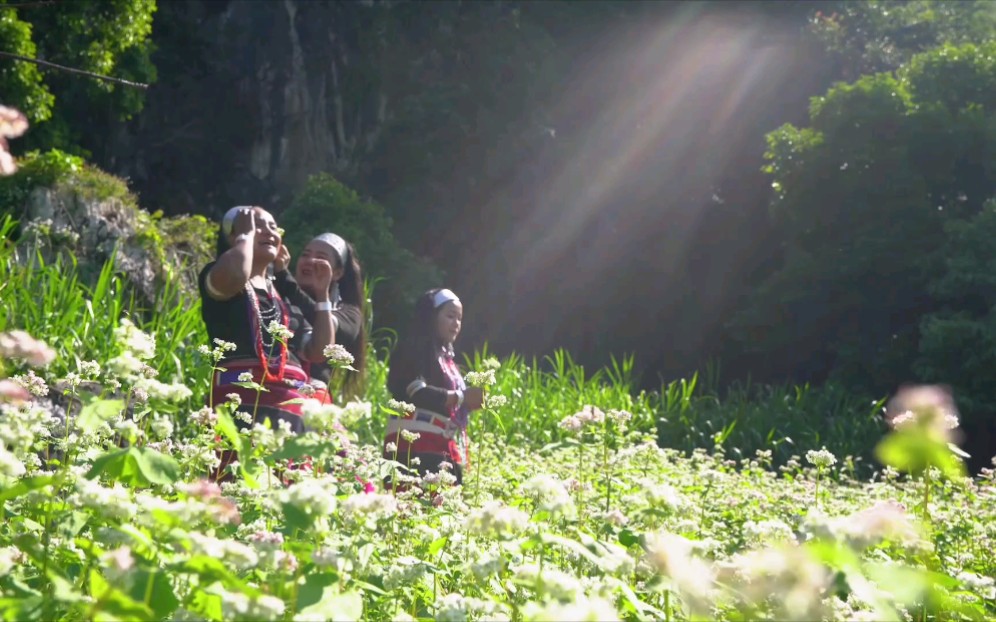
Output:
top-left (245, 279), bottom-right (288, 383)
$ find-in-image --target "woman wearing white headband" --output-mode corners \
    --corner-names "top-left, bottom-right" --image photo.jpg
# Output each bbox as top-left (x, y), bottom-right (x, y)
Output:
top-left (198, 206), bottom-right (337, 458)
top-left (272, 232), bottom-right (366, 402)
top-left (385, 287), bottom-right (484, 486)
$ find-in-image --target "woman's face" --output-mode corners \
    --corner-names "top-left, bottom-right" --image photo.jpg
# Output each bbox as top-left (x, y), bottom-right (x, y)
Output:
top-left (295, 240), bottom-right (343, 294)
top-left (435, 300), bottom-right (463, 346)
top-left (248, 208), bottom-right (281, 264)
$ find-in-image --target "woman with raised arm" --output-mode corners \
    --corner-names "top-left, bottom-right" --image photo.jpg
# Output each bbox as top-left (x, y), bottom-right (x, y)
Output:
top-left (198, 206), bottom-right (336, 433)
top-left (385, 288), bottom-right (484, 485)
top-left (272, 233), bottom-right (366, 403)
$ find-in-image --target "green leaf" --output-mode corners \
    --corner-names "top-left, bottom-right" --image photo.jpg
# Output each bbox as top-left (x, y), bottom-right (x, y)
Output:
top-left (48, 572), bottom-right (85, 604)
top-left (280, 502), bottom-right (313, 535)
top-left (428, 536), bottom-right (449, 557)
top-left (0, 475), bottom-right (54, 503)
top-left (0, 596), bottom-right (46, 622)
top-left (169, 556), bottom-right (260, 596)
top-left (297, 582), bottom-right (363, 622)
top-left (89, 569), bottom-right (154, 622)
top-left (875, 430), bottom-right (966, 479)
top-left (188, 588), bottom-right (223, 622)
top-left (127, 569), bottom-right (179, 619)
top-left (215, 409), bottom-right (259, 487)
top-left (75, 398), bottom-right (125, 435)
top-left (618, 528), bottom-right (641, 548)
top-left (86, 447), bottom-right (180, 487)
top-left (269, 436), bottom-right (341, 463)
top-left (296, 573), bottom-right (337, 610)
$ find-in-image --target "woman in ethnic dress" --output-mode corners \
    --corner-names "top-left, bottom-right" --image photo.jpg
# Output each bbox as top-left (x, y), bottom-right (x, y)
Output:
top-left (272, 232), bottom-right (366, 403)
top-left (198, 206), bottom-right (336, 433)
top-left (385, 288), bottom-right (484, 484)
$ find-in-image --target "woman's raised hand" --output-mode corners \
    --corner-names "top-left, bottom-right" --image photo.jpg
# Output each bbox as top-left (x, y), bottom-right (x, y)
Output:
top-left (464, 386), bottom-right (484, 410)
top-left (230, 207), bottom-right (256, 239)
top-left (274, 244), bottom-right (291, 272)
top-left (312, 258), bottom-right (334, 298)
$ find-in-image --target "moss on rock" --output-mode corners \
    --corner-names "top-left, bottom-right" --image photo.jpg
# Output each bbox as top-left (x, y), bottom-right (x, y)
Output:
top-left (2, 150), bottom-right (215, 305)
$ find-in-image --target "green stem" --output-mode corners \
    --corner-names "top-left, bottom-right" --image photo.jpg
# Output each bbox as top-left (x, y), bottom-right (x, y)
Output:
top-left (814, 471), bottom-right (821, 509)
top-left (603, 429), bottom-right (611, 514)
top-left (577, 443), bottom-right (585, 521)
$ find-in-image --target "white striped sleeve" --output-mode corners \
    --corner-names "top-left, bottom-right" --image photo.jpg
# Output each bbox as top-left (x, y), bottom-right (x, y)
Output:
top-left (406, 378), bottom-right (428, 398)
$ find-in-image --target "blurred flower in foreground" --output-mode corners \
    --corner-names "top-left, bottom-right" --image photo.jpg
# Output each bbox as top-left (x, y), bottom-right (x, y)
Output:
top-left (0, 331), bottom-right (56, 367)
top-left (0, 380), bottom-right (30, 403)
top-left (885, 384), bottom-right (960, 443)
top-left (877, 384), bottom-right (967, 479)
top-left (0, 105), bottom-right (28, 175)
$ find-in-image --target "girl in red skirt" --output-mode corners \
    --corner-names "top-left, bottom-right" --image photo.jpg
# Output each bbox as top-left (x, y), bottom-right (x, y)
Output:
top-left (385, 288), bottom-right (484, 485)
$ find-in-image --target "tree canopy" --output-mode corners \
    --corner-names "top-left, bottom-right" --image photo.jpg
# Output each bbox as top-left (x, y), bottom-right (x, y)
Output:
top-left (0, 0), bottom-right (156, 153)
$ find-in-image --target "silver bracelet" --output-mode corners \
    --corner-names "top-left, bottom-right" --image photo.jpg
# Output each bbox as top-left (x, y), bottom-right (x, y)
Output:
top-left (454, 389), bottom-right (465, 409)
top-left (315, 301), bottom-right (333, 312)
top-left (234, 233), bottom-right (253, 244)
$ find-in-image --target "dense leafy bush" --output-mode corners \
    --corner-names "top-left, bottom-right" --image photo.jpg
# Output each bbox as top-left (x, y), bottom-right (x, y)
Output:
top-left (279, 173), bottom-right (443, 333)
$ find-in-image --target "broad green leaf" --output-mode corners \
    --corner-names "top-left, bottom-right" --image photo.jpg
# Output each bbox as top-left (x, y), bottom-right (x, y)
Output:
top-left (215, 409), bottom-right (260, 487)
top-left (86, 447), bottom-right (180, 487)
top-left (875, 430), bottom-right (965, 478)
top-left (280, 501), bottom-right (313, 535)
top-left (188, 589), bottom-right (223, 622)
top-left (428, 536), bottom-right (449, 557)
top-left (269, 436), bottom-right (341, 462)
top-left (0, 475), bottom-right (54, 503)
top-left (618, 528), bottom-right (641, 548)
top-left (48, 573), bottom-right (85, 604)
top-left (298, 584), bottom-right (362, 622)
top-left (75, 398), bottom-right (125, 435)
top-left (169, 555), bottom-right (259, 595)
top-left (132, 447), bottom-right (180, 485)
top-left (296, 573), bottom-right (337, 611)
top-left (127, 568), bottom-right (179, 619)
top-left (89, 569), bottom-right (154, 622)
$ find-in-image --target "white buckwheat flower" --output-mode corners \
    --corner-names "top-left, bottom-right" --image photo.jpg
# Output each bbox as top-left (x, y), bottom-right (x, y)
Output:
top-left (466, 501), bottom-right (529, 538)
top-left (265, 320), bottom-right (294, 342)
top-left (323, 343), bottom-right (355, 367)
top-left (387, 399), bottom-right (415, 414)
top-left (806, 447), bottom-right (837, 469)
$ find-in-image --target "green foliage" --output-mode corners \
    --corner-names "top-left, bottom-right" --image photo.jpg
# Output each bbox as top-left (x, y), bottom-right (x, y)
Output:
top-left (811, 0), bottom-right (996, 76)
top-left (915, 200), bottom-right (996, 426)
top-left (2, 201), bottom-right (992, 619)
top-left (0, 7), bottom-right (54, 122)
top-left (280, 173), bottom-right (443, 331)
top-left (0, 0), bottom-right (156, 153)
top-left (1, 298), bottom-right (992, 621)
top-left (733, 41), bottom-right (996, 401)
top-left (0, 149), bottom-right (84, 218)
top-left (0, 215), bottom-right (210, 396)
top-left (152, 211), bottom-right (216, 280)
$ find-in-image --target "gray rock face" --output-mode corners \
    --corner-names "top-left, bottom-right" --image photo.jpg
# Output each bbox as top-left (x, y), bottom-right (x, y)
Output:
top-left (21, 182), bottom-right (211, 305)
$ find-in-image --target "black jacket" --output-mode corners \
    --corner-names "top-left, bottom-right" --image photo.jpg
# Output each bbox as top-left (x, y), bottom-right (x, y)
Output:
top-left (387, 340), bottom-right (453, 414)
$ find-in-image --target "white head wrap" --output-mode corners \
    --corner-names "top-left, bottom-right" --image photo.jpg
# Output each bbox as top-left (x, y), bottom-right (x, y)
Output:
top-left (221, 205), bottom-right (254, 238)
top-left (312, 232), bottom-right (349, 266)
top-left (432, 288), bottom-right (460, 309)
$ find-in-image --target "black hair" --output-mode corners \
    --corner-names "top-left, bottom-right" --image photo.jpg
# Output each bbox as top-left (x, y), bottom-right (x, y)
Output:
top-left (395, 288), bottom-right (453, 369)
top-left (334, 242), bottom-right (366, 398)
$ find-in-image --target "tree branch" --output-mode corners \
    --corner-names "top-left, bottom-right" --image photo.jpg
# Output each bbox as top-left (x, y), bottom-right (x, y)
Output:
top-left (1, 1), bottom-right (58, 8)
top-left (0, 51), bottom-right (149, 89)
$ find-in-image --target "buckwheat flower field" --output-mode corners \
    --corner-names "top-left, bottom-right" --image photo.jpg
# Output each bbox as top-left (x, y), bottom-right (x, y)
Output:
top-left (0, 319), bottom-right (994, 622)
top-left (0, 226), bottom-right (993, 621)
